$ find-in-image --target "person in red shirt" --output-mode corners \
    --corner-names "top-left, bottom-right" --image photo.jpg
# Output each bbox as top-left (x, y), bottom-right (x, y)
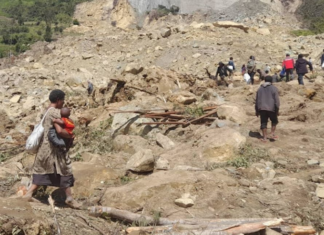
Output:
top-left (53, 107), bottom-right (75, 149)
top-left (282, 53), bottom-right (294, 82)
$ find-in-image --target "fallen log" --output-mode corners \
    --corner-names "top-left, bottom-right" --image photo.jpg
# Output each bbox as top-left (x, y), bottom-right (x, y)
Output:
top-left (184, 109), bottom-right (218, 126)
top-left (125, 85), bottom-right (155, 95)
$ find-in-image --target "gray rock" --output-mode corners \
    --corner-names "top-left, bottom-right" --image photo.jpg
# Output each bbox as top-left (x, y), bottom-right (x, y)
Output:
top-left (307, 159), bottom-right (319, 166)
top-left (160, 28), bottom-right (171, 38)
top-left (82, 53), bottom-right (94, 60)
top-left (123, 63), bottom-right (144, 75)
top-left (174, 198), bottom-right (194, 208)
top-left (316, 184), bottom-right (324, 198)
top-left (155, 157), bottom-right (170, 170)
top-left (126, 149), bottom-right (154, 173)
top-left (156, 133), bottom-right (175, 150)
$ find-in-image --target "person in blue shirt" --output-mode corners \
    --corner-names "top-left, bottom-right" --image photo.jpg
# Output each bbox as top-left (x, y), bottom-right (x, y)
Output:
top-left (228, 57), bottom-right (235, 80)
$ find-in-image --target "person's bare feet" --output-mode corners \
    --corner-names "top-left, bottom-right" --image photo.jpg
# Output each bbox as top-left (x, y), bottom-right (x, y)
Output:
top-left (65, 199), bottom-right (82, 209)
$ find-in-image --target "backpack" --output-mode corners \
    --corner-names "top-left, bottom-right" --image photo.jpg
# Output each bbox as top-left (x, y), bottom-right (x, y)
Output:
top-left (25, 107), bottom-right (54, 153)
top-left (247, 60), bottom-right (255, 70)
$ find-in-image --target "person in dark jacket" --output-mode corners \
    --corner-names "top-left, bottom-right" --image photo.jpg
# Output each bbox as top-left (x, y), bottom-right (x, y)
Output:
top-left (295, 54), bottom-right (313, 85)
top-left (215, 62), bottom-right (229, 81)
top-left (255, 76), bottom-right (280, 142)
top-left (321, 49), bottom-right (324, 68)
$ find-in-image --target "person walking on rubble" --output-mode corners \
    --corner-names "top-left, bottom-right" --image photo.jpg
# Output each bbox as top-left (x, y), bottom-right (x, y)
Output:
top-left (247, 56), bottom-right (256, 85)
top-left (295, 54), bottom-right (313, 85)
top-left (215, 62), bottom-right (229, 84)
top-left (282, 53), bottom-right (294, 82)
top-left (255, 76), bottom-right (280, 142)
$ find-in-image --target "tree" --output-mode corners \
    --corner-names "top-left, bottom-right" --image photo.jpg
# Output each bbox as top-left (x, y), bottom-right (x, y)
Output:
top-left (6, 0), bottom-right (26, 25)
top-left (44, 26), bottom-right (52, 42)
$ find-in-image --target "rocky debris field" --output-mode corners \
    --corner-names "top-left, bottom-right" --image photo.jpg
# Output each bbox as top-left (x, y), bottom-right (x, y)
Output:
top-left (1, 0), bottom-right (324, 234)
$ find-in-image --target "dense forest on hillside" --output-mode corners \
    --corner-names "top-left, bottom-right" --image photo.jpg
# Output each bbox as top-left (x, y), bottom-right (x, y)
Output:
top-left (0, 0), bottom-right (89, 58)
top-left (297, 0), bottom-right (324, 34)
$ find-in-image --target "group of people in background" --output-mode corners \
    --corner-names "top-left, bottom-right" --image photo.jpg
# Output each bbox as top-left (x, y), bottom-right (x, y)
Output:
top-left (215, 52), bottom-right (317, 86)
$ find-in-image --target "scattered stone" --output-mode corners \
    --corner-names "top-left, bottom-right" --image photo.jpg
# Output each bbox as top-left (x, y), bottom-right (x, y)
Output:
top-left (256, 28), bottom-right (271, 35)
top-left (174, 193), bottom-right (195, 208)
top-left (155, 157), bottom-right (170, 170)
top-left (123, 63), bottom-right (144, 75)
top-left (213, 21), bottom-right (249, 32)
top-left (298, 88), bottom-right (316, 99)
top-left (156, 133), bottom-right (175, 150)
top-left (33, 63), bottom-right (43, 69)
top-left (192, 53), bottom-right (201, 58)
top-left (82, 53), bottom-right (94, 60)
top-left (307, 159), bottom-right (319, 166)
top-left (316, 184), bottom-right (324, 198)
top-left (25, 57), bottom-right (34, 63)
top-left (126, 149), bottom-right (154, 173)
top-left (176, 95), bottom-right (197, 105)
top-left (217, 105), bottom-right (248, 125)
top-left (160, 28), bottom-right (171, 38)
top-left (174, 198), bottom-right (194, 208)
top-left (10, 95), bottom-right (21, 103)
top-left (312, 175), bottom-right (324, 183)
top-left (265, 227), bottom-right (282, 235)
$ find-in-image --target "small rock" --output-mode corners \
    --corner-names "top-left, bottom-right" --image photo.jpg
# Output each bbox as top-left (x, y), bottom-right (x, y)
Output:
top-left (239, 179), bottom-right (251, 187)
top-left (307, 159), bottom-right (319, 166)
top-left (192, 53), bottom-right (201, 58)
top-left (155, 46), bottom-right (163, 51)
top-left (126, 149), bottom-right (154, 173)
top-left (256, 28), bottom-right (271, 35)
top-left (174, 194), bottom-right (195, 208)
top-left (160, 28), bottom-right (171, 38)
top-left (10, 95), bottom-right (21, 103)
top-left (25, 57), bottom-right (34, 63)
top-left (265, 227), bottom-right (282, 235)
top-left (82, 53), bottom-right (94, 60)
top-left (156, 133), bottom-right (175, 150)
top-left (262, 167), bottom-right (276, 179)
top-left (33, 63), bottom-right (43, 69)
top-left (123, 63), bottom-right (144, 75)
top-left (192, 44), bottom-right (199, 48)
top-left (155, 157), bottom-right (170, 170)
top-left (316, 184), bottom-right (324, 198)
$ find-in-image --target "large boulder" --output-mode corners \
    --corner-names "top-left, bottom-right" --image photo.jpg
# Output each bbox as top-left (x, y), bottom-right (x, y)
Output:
top-left (199, 127), bottom-right (246, 162)
top-left (0, 197), bottom-right (51, 234)
top-left (113, 135), bottom-right (149, 154)
top-left (72, 162), bottom-right (119, 198)
top-left (126, 149), bottom-right (154, 173)
top-left (111, 105), bottom-right (153, 135)
top-left (217, 105), bottom-right (248, 125)
top-left (213, 21), bottom-right (249, 32)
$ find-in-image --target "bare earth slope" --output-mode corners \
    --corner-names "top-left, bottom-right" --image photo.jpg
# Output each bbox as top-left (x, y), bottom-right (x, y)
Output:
top-left (0, 0), bottom-right (324, 234)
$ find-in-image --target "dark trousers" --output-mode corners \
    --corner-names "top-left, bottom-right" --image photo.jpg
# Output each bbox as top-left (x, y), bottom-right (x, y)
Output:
top-left (259, 110), bottom-right (278, 129)
top-left (285, 69), bottom-right (293, 82)
top-left (248, 71), bottom-right (255, 85)
top-left (297, 73), bottom-right (305, 85)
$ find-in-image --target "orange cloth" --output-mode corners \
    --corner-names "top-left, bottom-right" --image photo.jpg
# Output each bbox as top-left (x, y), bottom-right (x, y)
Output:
top-left (61, 117), bottom-right (75, 135)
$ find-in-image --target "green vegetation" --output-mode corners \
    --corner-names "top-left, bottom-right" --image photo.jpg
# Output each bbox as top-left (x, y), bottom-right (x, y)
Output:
top-left (184, 106), bottom-right (204, 119)
top-left (297, 0), bottom-right (324, 34)
top-left (0, 0), bottom-right (91, 57)
top-left (290, 29), bottom-right (314, 37)
top-left (148, 5), bottom-right (179, 23)
top-left (227, 144), bottom-right (270, 168)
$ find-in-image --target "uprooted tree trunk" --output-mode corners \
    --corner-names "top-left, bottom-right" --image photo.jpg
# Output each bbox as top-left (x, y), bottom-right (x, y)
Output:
top-left (88, 206), bottom-right (316, 235)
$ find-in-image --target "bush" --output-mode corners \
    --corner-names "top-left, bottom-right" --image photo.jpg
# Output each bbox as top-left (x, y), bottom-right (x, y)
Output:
top-left (290, 29), bottom-right (314, 37)
top-left (148, 5), bottom-right (180, 23)
top-left (72, 19), bottom-right (80, 25)
top-left (44, 25), bottom-right (52, 42)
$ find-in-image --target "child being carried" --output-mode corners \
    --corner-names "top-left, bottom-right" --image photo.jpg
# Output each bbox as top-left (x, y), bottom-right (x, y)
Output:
top-left (53, 107), bottom-right (75, 149)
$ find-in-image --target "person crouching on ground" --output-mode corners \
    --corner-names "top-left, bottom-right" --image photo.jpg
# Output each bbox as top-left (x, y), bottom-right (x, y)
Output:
top-left (215, 62), bottom-right (229, 84)
top-left (255, 76), bottom-right (280, 142)
top-left (295, 54), bottom-right (313, 85)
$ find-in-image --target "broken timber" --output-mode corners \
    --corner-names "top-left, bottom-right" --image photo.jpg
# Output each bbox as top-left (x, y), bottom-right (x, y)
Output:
top-left (108, 106), bottom-right (220, 126)
top-left (88, 206), bottom-right (316, 235)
